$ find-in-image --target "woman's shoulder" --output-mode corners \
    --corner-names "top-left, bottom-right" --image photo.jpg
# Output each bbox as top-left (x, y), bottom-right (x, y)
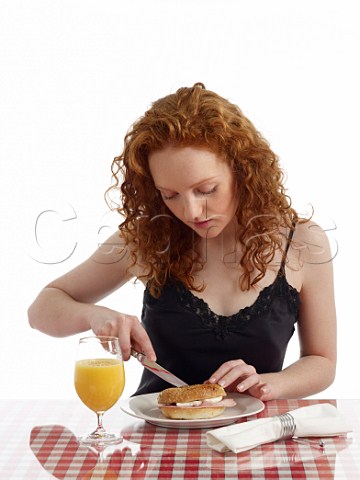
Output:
top-left (291, 219), bottom-right (334, 267)
top-left (115, 228), bottom-right (150, 281)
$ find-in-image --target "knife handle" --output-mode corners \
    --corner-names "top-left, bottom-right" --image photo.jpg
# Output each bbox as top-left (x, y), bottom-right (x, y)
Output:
top-left (131, 349), bottom-right (145, 363)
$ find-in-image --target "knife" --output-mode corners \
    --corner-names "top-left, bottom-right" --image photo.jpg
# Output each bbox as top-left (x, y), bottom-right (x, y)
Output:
top-left (131, 349), bottom-right (188, 387)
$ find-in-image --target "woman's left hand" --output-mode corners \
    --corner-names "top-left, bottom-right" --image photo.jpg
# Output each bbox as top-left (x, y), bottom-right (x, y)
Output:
top-left (206, 359), bottom-right (274, 401)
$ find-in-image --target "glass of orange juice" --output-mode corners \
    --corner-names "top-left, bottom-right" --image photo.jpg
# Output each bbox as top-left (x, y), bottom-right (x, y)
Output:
top-left (74, 336), bottom-right (125, 445)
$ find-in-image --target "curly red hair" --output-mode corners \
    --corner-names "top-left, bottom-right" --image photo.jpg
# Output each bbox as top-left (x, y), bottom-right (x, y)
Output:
top-left (107, 83), bottom-right (300, 297)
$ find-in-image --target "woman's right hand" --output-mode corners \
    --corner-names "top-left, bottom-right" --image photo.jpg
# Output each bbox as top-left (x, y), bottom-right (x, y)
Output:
top-left (87, 305), bottom-right (156, 362)
top-left (28, 232), bottom-right (156, 361)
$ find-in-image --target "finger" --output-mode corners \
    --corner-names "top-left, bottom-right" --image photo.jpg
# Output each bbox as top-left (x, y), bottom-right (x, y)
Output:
top-left (91, 322), bottom-right (117, 338)
top-left (116, 316), bottom-right (156, 362)
top-left (258, 387), bottom-right (273, 401)
top-left (248, 383), bottom-right (273, 401)
top-left (207, 359), bottom-right (246, 384)
top-left (132, 327), bottom-right (156, 362)
top-left (216, 363), bottom-right (258, 389)
top-left (235, 371), bottom-right (261, 392)
top-left (115, 315), bottom-right (137, 361)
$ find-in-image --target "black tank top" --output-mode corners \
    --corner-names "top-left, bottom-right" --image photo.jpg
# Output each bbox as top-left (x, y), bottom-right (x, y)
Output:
top-left (134, 227), bottom-right (299, 395)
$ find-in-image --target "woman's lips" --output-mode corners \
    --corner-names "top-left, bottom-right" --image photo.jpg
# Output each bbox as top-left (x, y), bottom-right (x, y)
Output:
top-left (193, 219), bottom-right (212, 229)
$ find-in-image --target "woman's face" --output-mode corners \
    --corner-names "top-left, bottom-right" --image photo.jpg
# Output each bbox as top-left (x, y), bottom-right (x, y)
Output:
top-left (148, 146), bottom-right (238, 240)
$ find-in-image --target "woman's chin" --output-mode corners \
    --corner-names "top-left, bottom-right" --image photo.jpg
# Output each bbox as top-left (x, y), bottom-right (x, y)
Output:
top-left (193, 226), bottom-right (223, 239)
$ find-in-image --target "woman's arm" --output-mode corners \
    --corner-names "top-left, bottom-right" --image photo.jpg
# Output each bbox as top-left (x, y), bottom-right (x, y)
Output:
top-left (208, 221), bottom-right (337, 400)
top-left (259, 221), bottom-right (337, 398)
top-left (28, 231), bottom-right (156, 361)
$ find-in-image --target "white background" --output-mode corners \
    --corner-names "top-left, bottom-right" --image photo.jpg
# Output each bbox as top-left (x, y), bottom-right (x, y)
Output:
top-left (1, 0), bottom-right (359, 401)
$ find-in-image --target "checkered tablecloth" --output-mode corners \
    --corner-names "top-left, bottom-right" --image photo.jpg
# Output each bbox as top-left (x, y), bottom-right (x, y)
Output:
top-left (0, 398), bottom-right (359, 479)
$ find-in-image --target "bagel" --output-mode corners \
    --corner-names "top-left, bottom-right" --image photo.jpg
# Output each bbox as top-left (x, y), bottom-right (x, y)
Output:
top-left (157, 384), bottom-right (236, 420)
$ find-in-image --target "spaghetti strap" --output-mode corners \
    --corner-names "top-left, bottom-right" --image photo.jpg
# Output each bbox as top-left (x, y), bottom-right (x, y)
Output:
top-left (279, 222), bottom-right (297, 275)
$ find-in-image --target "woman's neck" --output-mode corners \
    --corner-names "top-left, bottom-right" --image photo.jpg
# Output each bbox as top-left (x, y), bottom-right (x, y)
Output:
top-left (198, 221), bottom-right (241, 264)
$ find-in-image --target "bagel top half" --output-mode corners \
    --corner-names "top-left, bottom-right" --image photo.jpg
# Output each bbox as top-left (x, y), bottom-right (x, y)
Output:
top-left (157, 383), bottom-right (226, 405)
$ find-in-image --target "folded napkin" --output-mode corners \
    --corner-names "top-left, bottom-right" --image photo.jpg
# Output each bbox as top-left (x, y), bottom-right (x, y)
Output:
top-left (206, 403), bottom-right (352, 453)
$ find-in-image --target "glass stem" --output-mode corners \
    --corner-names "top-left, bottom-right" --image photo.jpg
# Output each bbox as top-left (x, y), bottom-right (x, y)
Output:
top-left (95, 412), bottom-right (106, 435)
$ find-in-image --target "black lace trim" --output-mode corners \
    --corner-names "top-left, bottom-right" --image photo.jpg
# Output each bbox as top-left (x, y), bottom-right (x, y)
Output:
top-left (143, 274), bottom-right (300, 340)
top-left (177, 275), bottom-right (299, 339)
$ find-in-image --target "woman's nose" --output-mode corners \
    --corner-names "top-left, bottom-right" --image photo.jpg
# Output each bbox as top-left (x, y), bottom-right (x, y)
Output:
top-left (183, 198), bottom-right (206, 221)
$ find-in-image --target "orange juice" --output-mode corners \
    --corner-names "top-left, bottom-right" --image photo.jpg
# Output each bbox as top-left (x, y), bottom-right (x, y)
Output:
top-left (74, 358), bottom-right (125, 413)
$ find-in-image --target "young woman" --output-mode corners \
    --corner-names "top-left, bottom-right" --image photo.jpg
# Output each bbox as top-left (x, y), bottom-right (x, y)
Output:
top-left (28, 83), bottom-right (336, 400)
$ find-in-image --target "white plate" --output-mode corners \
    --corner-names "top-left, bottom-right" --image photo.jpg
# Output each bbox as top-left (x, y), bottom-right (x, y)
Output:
top-left (120, 392), bottom-right (265, 429)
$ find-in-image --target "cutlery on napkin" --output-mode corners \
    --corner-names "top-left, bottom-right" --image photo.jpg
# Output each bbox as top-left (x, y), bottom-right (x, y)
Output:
top-left (206, 403), bottom-right (352, 453)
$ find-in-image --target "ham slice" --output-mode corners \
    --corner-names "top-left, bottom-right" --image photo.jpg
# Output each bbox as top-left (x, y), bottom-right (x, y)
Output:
top-left (200, 398), bottom-right (236, 408)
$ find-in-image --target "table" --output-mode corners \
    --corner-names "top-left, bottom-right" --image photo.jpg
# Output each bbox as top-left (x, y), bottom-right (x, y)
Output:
top-left (0, 398), bottom-right (359, 479)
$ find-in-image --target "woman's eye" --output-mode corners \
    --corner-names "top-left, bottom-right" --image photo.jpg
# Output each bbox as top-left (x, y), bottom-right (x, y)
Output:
top-left (161, 192), bottom-right (177, 200)
top-left (160, 186), bottom-right (217, 200)
top-left (198, 186), bottom-right (217, 196)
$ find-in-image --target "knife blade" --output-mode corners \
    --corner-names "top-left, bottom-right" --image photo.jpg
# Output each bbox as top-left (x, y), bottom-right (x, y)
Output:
top-left (131, 349), bottom-right (188, 387)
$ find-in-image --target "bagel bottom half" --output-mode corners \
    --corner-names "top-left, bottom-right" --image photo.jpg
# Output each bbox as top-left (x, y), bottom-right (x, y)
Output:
top-left (159, 404), bottom-right (225, 420)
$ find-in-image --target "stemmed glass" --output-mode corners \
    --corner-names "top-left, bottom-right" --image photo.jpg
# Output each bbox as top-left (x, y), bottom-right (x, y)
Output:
top-left (74, 336), bottom-right (125, 445)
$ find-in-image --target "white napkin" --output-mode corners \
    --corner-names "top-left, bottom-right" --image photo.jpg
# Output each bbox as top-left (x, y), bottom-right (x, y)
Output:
top-left (206, 403), bottom-right (352, 453)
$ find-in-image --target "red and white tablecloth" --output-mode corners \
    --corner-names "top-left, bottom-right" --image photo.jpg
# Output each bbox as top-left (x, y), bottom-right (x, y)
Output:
top-left (0, 398), bottom-right (359, 479)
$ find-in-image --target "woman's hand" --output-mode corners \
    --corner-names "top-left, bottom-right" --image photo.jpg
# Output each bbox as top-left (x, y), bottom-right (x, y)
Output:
top-left (206, 359), bottom-right (274, 401)
top-left (87, 305), bottom-right (156, 362)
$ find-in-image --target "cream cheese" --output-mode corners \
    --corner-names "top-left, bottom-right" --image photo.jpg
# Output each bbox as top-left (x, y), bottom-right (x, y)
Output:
top-left (175, 396), bottom-right (223, 407)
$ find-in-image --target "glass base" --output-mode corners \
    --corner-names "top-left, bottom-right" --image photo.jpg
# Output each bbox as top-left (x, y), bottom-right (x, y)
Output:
top-left (79, 430), bottom-right (123, 446)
